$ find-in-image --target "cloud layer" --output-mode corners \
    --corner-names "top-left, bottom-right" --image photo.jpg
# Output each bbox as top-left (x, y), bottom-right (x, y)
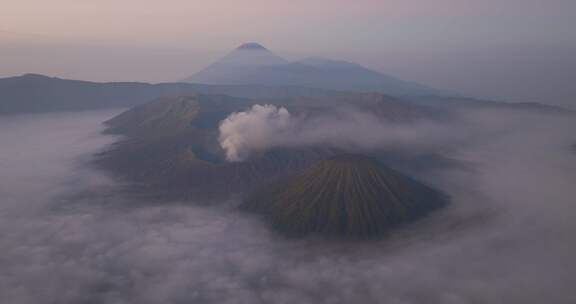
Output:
top-left (1, 108), bottom-right (576, 303)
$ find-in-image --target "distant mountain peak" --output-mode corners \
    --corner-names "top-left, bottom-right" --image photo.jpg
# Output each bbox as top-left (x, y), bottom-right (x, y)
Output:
top-left (183, 45), bottom-right (445, 96)
top-left (236, 42), bottom-right (268, 51)
top-left (185, 43), bottom-right (288, 83)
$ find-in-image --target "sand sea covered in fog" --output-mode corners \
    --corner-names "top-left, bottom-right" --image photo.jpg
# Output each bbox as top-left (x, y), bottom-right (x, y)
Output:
top-left (1, 108), bottom-right (576, 304)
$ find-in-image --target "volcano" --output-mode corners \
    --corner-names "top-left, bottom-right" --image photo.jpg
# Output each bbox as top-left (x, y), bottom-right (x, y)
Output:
top-left (185, 42), bottom-right (288, 85)
top-left (184, 43), bottom-right (446, 96)
top-left (97, 94), bottom-right (459, 200)
top-left (242, 154), bottom-right (448, 237)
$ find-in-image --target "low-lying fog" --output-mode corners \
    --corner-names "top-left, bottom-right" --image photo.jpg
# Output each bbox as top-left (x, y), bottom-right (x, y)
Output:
top-left (1, 108), bottom-right (575, 304)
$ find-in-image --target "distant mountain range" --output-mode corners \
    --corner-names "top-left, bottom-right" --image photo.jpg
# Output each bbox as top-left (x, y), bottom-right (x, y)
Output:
top-left (0, 74), bottom-right (339, 114)
top-left (1, 44), bottom-right (569, 115)
top-left (1, 73), bottom-right (567, 115)
top-left (184, 43), bottom-right (447, 96)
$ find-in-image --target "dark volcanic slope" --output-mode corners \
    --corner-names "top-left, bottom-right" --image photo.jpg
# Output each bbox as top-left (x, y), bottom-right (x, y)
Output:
top-left (243, 154), bottom-right (448, 237)
top-left (96, 93), bottom-right (457, 200)
top-left (97, 94), bottom-right (246, 193)
top-left (104, 93), bottom-right (250, 136)
top-left (96, 94), bottom-right (339, 198)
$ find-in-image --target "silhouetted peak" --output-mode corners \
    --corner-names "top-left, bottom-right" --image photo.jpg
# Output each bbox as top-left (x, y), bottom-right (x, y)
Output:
top-left (236, 42), bottom-right (268, 51)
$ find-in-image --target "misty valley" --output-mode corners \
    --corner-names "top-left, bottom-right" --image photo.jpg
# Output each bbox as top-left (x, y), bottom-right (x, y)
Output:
top-left (1, 42), bottom-right (576, 304)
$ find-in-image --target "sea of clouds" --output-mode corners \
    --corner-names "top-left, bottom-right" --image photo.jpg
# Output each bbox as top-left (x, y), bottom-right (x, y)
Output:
top-left (1, 107), bottom-right (576, 304)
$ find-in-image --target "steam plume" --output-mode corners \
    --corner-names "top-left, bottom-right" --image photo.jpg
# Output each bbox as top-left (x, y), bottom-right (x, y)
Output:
top-left (218, 104), bottom-right (462, 161)
top-left (219, 104), bottom-right (292, 161)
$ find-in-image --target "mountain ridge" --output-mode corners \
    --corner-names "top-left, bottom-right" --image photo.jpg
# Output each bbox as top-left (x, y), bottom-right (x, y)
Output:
top-left (184, 43), bottom-right (448, 96)
top-left (0, 74), bottom-right (343, 114)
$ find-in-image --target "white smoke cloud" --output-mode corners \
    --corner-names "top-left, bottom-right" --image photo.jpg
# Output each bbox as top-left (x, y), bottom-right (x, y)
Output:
top-left (219, 104), bottom-right (293, 161)
top-left (219, 104), bottom-right (465, 161)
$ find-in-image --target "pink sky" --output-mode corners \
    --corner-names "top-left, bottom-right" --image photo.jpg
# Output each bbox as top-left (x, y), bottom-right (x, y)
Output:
top-left (2, 0), bottom-right (570, 49)
top-left (1, 0), bottom-right (574, 107)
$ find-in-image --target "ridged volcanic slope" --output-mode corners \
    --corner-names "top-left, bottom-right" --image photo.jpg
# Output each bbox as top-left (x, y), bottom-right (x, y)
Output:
top-left (243, 154), bottom-right (448, 237)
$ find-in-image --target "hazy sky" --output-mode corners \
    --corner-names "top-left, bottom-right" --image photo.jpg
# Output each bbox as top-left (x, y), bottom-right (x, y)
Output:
top-left (1, 0), bottom-right (575, 106)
